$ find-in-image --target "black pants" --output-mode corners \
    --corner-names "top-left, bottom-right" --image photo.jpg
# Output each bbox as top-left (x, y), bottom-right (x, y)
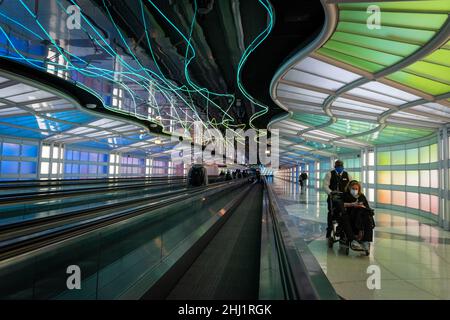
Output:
top-left (327, 195), bottom-right (341, 236)
top-left (339, 212), bottom-right (355, 241)
top-left (326, 195), bottom-right (332, 235)
top-left (300, 180), bottom-right (305, 190)
top-left (349, 208), bottom-right (374, 242)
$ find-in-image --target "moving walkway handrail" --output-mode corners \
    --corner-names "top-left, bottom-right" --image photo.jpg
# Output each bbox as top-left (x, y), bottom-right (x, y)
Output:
top-left (0, 185), bottom-right (190, 234)
top-left (0, 179), bottom-right (247, 260)
top-left (0, 179), bottom-right (187, 204)
top-left (262, 178), bottom-right (339, 300)
top-left (0, 177), bottom-right (233, 234)
top-left (0, 176), bottom-right (187, 189)
top-left (0, 176), bottom-right (224, 203)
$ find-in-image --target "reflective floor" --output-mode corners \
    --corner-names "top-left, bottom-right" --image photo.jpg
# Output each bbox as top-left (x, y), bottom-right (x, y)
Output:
top-left (270, 178), bottom-right (450, 300)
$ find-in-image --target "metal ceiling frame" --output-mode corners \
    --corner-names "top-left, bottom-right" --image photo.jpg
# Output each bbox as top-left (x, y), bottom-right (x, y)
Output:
top-left (269, 0), bottom-right (450, 164)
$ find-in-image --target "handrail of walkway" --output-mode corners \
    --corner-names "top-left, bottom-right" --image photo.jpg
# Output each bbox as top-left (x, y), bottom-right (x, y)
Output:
top-left (259, 177), bottom-right (340, 300)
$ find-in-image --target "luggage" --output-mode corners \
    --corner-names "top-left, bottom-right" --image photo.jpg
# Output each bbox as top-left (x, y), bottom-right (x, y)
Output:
top-left (189, 166), bottom-right (205, 186)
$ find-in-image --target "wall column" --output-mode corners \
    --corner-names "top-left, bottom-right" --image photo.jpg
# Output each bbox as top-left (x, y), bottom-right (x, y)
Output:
top-left (441, 125), bottom-right (449, 230)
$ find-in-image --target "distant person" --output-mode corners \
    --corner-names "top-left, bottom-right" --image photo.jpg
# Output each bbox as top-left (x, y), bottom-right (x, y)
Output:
top-left (225, 170), bottom-right (232, 181)
top-left (256, 169), bottom-right (261, 182)
top-left (299, 171), bottom-right (308, 191)
top-left (322, 160), bottom-right (352, 238)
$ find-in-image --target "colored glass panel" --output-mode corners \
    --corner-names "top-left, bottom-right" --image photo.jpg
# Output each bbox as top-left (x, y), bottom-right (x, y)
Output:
top-left (338, 11), bottom-right (447, 31)
top-left (21, 145), bottom-right (38, 157)
top-left (80, 152), bottom-right (89, 161)
top-left (377, 171), bottom-right (391, 184)
top-left (317, 48), bottom-right (384, 72)
top-left (420, 170), bottom-right (430, 187)
top-left (392, 191), bottom-right (406, 206)
top-left (430, 170), bottom-right (439, 188)
top-left (336, 22), bottom-right (434, 45)
top-left (356, 126), bottom-right (433, 145)
top-left (407, 192), bottom-right (420, 209)
top-left (2, 143), bottom-right (20, 157)
top-left (72, 151), bottom-right (80, 161)
top-left (420, 194), bottom-right (430, 212)
top-left (339, 1), bottom-right (450, 14)
top-left (430, 195), bottom-right (439, 215)
top-left (420, 146), bottom-right (430, 163)
top-left (322, 40), bottom-right (402, 67)
top-left (377, 151), bottom-right (391, 165)
top-left (20, 161), bottom-right (36, 174)
top-left (391, 150), bottom-right (406, 165)
top-left (331, 32), bottom-right (419, 57)
top-left (377, 190), bottom-right (391, 204)
top-left (327, 119), bottom-right (378, 136)
top-left (387, 71), bottom-right (450, 95)
top-left (89, 153), bottom-right (98, 162)
top-left (392, 171), bottom-right (406, 185)
top-left (406, 148), bottom-right (419, 164)
top-left (430, 144), bottom-right (438, 162)
top-left (291, 113), bottom-right (329, 127)
top-left (424, 48), bottom-right (450, 67)
top-left (407, 171), bottom-right (419, 186)
top-left (1, 160), bottom-right (19, 174)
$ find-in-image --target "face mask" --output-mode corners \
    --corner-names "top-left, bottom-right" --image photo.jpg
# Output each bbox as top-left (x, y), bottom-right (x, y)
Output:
top-left (351, 189), bottom-right (358, 197)
top-left (335, 166), bottom-right (344, 174)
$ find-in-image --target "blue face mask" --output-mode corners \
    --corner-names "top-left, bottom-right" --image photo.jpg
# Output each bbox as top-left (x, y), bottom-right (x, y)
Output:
top-left (335, 166), bottom-right (344, 174)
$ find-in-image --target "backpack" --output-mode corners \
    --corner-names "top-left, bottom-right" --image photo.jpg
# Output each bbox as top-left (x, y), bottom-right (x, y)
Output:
top-left (190, 167), bottom-right (204, 186)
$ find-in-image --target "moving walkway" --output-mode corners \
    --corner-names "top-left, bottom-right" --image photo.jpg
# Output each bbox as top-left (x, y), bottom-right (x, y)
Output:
top-left (0, 178), bottom-right (336, 300)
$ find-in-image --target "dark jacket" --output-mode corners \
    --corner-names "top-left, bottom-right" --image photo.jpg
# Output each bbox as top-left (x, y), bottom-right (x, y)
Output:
top-left (343, 192), bottom-right (370, 210)
top-left (329, 170), bottom-right (350, 192)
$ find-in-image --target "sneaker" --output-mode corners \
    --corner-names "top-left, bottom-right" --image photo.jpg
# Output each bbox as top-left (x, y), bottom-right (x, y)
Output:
top-left (351, 240), bottom-right (363, 250)
top-left (362, 241), bottom-right (370, 251)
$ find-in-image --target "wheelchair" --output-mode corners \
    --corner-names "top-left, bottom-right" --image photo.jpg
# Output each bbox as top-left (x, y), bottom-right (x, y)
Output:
top-left (327, 191), bottom-right (371, 256)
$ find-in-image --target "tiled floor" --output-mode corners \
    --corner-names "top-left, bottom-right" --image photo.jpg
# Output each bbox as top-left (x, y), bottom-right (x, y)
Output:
top-left (270, 178), bottom-right (450, 300)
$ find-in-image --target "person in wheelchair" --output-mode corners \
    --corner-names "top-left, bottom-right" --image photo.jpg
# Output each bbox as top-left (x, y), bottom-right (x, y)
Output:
top-left (342, 180), bottom-right (375, 252)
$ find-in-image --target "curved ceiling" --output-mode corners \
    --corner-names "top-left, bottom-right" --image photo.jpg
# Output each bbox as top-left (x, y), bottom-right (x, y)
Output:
top-left (0, 69), bottom-right (175, 157)
top-left (0, 0), bottom-right (278, 136)
top-left (270, 0), bottom-right (450, 165)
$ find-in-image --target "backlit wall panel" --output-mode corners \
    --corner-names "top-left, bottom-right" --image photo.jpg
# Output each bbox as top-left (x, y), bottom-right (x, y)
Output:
top-left (375, 136), bottom-right (440, 218)
top-left (0, 138), bottom-right (38, 180)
